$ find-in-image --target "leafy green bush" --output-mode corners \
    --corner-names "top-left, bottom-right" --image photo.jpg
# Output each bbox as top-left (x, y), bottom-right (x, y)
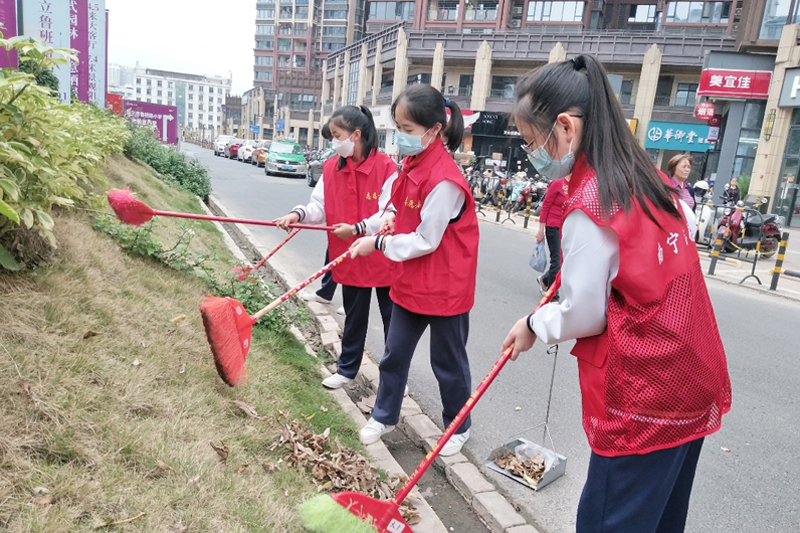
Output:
top-left (0, 35), bottom-right (129, 270)
top-left (737, 174), bottom-right (751, 198)
top-left (124, 125), bottom-right (211, 198)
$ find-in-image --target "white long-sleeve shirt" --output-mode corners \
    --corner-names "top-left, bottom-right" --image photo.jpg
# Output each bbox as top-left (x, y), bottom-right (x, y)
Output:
top-left (529, 200), bottom-right (697, 344)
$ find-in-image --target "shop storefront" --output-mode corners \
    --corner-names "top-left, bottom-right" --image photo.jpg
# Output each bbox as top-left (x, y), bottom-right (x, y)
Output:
top-left (645, 120), bottom-right (717, 182)
top-left (773, 66), bottom-right (800, 227)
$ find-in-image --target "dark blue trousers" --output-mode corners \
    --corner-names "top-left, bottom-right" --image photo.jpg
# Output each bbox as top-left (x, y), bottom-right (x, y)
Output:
top-left (316, 249), bottom-right (338, 301)
top-left (372, 305), bottom-right (472, 434)
top-left (576, 438), bottom-right (705, 533)
top-left (337, 285), bottom-right (393, 379)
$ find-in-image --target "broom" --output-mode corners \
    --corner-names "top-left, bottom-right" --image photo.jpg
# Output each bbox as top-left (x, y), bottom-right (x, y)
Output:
top-left (200, 234), bottom-right (385, 386)
top-left (107, 188), bottom-right (335, 231)
top-left (298, 275), bottom-right (562, 533)
top-left (244, 228), bottom-right (300, 275)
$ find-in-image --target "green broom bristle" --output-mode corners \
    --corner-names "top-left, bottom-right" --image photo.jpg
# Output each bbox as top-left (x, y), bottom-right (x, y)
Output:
top-left (299, 494), bottom-right (379, 533)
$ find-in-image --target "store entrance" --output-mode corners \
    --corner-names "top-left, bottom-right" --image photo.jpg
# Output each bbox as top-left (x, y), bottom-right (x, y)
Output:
top-left (774, 110), bottom-right (800, 228)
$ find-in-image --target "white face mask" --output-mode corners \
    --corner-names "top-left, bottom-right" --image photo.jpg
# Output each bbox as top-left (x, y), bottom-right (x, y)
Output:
top-left (331, 133), bottom-right (355, 158)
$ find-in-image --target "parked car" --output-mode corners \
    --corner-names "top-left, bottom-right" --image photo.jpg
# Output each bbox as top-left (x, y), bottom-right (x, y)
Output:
top-left (238, 140), bottom-right (258, 162)
top-left (253, 140), bottom-right (271, 167)
top-left (264, 140), bottom-right (307, 178)
top-left (224, 138), bottom-right (242, 159)
top-left (214, 135), bottom-right (232, 156)
top-left (306, 147), bottom-right (337, 187)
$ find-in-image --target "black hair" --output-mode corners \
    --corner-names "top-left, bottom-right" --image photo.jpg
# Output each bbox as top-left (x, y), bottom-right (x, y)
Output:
top-left (329, 105), bottom-right (379, 170)
top-left (321, 121), bottom-right (332, 141)
top-left (512, 54), bottom-right (681, 223)
top-left (391, 84), bottom-right (464, 152)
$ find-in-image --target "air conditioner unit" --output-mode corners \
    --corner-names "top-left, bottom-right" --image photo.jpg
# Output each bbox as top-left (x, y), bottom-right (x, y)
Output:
top-left (512, 6), bottom-right (523, 15)
top-left (656, 0), bottom-right (664, 9)
top-left (447, 85), bottom-right (456, 95)
top-left (510, 19), bottom-right (521, 28)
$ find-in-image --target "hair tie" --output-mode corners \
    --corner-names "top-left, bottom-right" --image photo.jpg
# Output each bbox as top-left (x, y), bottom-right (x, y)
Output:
top-left (571, 56), bottom-right (584, 70)
top-left (444, 97), bottom-right (450, 107)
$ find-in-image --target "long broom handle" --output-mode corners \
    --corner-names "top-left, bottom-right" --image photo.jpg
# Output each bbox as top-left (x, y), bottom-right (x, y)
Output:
top-left (250, 228), bottom-right (300, 272)
top-left (390, 275), bottom-right (562, 507)
top-left (251, 228), bottom-right (387, 321)
top-left (149, 207), bottom-right (336, 231)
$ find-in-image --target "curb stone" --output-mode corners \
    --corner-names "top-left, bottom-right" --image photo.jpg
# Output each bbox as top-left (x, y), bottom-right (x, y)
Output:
top-left (207, 194), bottom-right (544, 533)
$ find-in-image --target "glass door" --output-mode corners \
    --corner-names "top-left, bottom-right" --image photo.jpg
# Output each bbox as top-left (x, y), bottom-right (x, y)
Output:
top-left (774, 110), bottom-right (800, 227)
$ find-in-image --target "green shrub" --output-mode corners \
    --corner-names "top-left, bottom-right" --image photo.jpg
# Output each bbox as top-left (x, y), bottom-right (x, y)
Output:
top-left (124, 125), bottom-right (211, 198)
top-left (737, 174), bottom-right (751, 198)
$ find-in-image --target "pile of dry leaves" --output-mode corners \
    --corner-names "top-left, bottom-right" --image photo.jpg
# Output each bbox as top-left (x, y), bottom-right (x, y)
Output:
top-left (270, 421), bottom-right (420, 525)
top-left (494, 451), bottom-right (546, 487)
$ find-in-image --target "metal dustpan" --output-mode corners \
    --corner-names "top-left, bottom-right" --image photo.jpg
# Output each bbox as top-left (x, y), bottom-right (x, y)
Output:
top-left (485, 345), bottom-right (567, 491)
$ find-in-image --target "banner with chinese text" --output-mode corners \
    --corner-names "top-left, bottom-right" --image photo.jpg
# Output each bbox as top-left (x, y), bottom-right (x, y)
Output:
top-left (22, 0), bottom-right (70, 103)
top-left (86, 0), bottom-right (105, 107)
top-left (0, 0), bottom-right (18, 68)
top-left (123, 100), bottom-right (178, 145)
top-left (644, 121), bottom-right (715, 153)
top-left (698, 69), bottom-right (772, 100)
top-left (70, 0), bottom-right (89, 102)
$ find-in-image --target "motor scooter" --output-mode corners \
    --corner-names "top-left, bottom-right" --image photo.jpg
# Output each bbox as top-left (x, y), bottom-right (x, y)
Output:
top-left (715, 199), bottom-right (782, 254)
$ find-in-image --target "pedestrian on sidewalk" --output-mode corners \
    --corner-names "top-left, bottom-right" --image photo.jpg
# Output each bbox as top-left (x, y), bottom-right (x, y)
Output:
top-left (668, 153), bottom-right (695, 210)
top-left (274, 106), bottom-right (398, 390)
top-left (302, 121), bottom-right (344, 315)
top-left (502, 54), bottom-right (731, 533)
top-left (535, 177), bottom-right (567, 297)
top-left (350, 84), bottom-right (479, 457)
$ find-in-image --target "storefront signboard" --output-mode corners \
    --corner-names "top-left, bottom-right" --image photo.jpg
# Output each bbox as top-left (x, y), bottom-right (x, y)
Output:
top-left (644, 121), bottom-right (715, 152)
top-left (698, 69), bottom-right (772, 99)
top-left (695, 101), bottom-right (716, 121)
top-left (778, 66), bottom-right (800, 108)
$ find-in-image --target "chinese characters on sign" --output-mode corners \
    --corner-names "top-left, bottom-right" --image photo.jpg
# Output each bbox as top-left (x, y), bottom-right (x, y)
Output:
top-left (694, 101), bottom-right (716, 121)
top-left (86, 0), bottom-right (106, 107)
top-left (70, 0), bottom-right (89, 102)
top-left (698, 69), bottom-right (772, 100)
top-left (644, 121), bottom-right (715, 153)
top-left (0, 0), bottom-right (18, 68)
top-left (123, 100), bottom-right (178, 146)
top-left (22, 0), bottom-right (71, 103)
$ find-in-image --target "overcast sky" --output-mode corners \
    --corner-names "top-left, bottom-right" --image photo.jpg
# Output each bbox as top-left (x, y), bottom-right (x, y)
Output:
top-left (106, 0), bottom-right (255, 94)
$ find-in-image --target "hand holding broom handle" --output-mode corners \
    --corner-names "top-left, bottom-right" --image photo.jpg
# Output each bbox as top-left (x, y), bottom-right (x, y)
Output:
top-left (385, 275), bottom-right (562, 520)
top-left (250, 228), bottom-right (388, 321)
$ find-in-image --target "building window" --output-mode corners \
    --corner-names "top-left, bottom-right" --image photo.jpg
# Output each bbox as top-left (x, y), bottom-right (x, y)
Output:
top-left (189, 85), bottom-right (194, 90)
top-left (146, 79), bottom-right (152, 85)
top-left (189, 103), bottom-right (194, 110)
top-left (296, 5), bottom-right (309, 17)
top-left (759, 0), bottom-right (799, 39)
top-left (368, 1), bottom-right (415, 20)
top-left (733, 101), bottom-right (766, 182)
top-left (157, 90), bottom-right (162, 96)
top-left (674, 83), bottom-right (698, 107)
top-left (295, 22), bottom-right (309, 35)
top-left (294, 55), bottom-right (307, 68)
top-left (322, 42), bottom-right (344, 51)
top-left (278, 55), bottom-right (291, 67)
top-left (257, 8), bottom-right (275, 18)
top-left (256, 55), bottom-right (274, 66)
top-left (255, 71), bottom-right (274, 81)
top-left (279, 22), bottom-right (292, 35)
top-left (628, 4), bottom-right (656, 23)
top-left (146, 89), bottom-right (151, 95)
top-left (188, 113), bottom-right (193, 119)
top-left (323, 26), bottom-right (347, 35)
top-left (526, 1), bottom-right (584, 22)
top-left (280, 6), bottom-right (293, 17)
top-left (665, 2), bottom-right (732, 24)
top-left (348, 60), bottom-right (360, 105)
top-left (278, 38), bottom-right (292, 51)
top-left (464, 0), bottom-right (498, 21)
top-left (189, 94), bottom-right (193, 100)
top-left (256, 24), bottom-right (275, 35)
top-left (619, 79), bottom-right (633, 104)
top-left (168, 91), bottom-right (173, 98)
top-left (428, 0), bottom-right (459, 20)
top-left (295, 41), bottom-right (307, 52)
top-left (490, 76), bottom-right (517, 98)
top-left (157, 80), bottom-right (162, 87)
top-left (136, 77), bottom-right (141, 84)
top-left (209, 95), bottom-right (214, 102)
top-left (458, 74), bottom-right (474, 96)
top-left (324, 9), bottom-right (348, 18)
top-left (136, 87), bottom-right (141, 94)
top-left (407, 73), bottom-right (432, 85)
top-left (256, 39), bottom-right (274, 49)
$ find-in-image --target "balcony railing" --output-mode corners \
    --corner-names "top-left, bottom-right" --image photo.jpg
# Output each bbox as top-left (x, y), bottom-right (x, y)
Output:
top-left (653, 95), bottom-right (671, 106)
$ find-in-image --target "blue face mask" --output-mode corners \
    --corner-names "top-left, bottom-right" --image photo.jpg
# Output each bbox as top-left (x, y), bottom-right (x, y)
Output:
top-left (524, 126), bottom-right (575, 180)
top-left (397, 129), bottom-right (431, 157)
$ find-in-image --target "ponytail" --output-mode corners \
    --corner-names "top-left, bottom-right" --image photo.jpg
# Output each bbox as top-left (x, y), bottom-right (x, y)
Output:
top-left (513, 54), bottom-right (681, 223)
top-left (391, 84), bottom-right (464, 153)
top-left (330, 104), bottom-right (379, 170)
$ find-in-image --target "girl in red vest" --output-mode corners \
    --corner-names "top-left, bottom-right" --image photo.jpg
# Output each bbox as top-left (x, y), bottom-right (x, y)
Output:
top-left (502, 55), bottom-right (731, 532)
top-left (350, 84), bottom-right (479, 457)
top-left (274, 106), bottom-right (397, 390)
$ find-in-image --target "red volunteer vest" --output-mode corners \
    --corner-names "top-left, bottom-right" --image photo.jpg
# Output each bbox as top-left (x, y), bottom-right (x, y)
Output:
top-left (323, 152), bottom-right (396, 288)
top-left (388, 138), bottom-right (479, 316)
top-left (564, 157), bottom-right (731, 457)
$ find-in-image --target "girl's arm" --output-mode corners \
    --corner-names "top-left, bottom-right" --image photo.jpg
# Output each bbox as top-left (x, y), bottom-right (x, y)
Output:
top-left (382, 180), bottom-right (465, 262)
top-left (355, 172), bottom-right (399, 235)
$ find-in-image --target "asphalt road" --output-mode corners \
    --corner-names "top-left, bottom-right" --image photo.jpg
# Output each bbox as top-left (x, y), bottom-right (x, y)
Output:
top-left (185, 145), bottom-right (800, 533)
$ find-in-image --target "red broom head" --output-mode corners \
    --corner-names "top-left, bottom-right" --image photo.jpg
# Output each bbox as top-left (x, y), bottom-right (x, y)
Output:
top-left (199, 296), bottom-right (255, 386)
top-left (107, 188), bottom-right (156, 226)
top-left (330, 492), bottom-right (408, 533)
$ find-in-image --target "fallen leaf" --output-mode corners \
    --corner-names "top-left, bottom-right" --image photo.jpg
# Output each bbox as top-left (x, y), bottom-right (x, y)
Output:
top-left (262, 462), bottom-right (277, 473)
top-left (320, 405), bottom-right (328, 413)
top-left (277, 409), bottom-right (287, 418)
top-left (304, 413), bottom-right (316, 421)
top-left (179, 364), bottom-right (186, 374)
top-left (156, 460), bottom-right (173, 472)
top-left (210, 440), bottom-right (229, 461)
top-left (31, 487), bottom-right (49, 496)
top-left (22, 382), bottom-right (31, 398)
top-left (232, 400), bottom-right (260, 419)
top-left (284, 489), bottom-right (289, 497)
top-left (139, 341), bottom-right (146, 348)
top-left (188, 476), bottom-right (201, 486)
top-left (132, 359), bottom-right (141, 367)
top-left (238, 464), bottom-right (249, 474)
top-left (721, 447), bottom-right (731, 453)
top-left (514, 406), bottom-right (522, 411)
top-left (83, 331), bottom-right (99, 339)
top-left (31, 496), bottom-right (52, 505)
top-left (170, 315), bottom-right (186, 324)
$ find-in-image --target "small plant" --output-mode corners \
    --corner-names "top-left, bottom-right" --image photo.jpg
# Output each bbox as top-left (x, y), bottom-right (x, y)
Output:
top-left (203, 264), bottom-right (288, 333)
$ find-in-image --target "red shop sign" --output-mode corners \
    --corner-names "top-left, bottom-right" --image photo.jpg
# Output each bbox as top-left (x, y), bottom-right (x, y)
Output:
top-left (698, 69), bottom-right (772, 100)
top-left (695, 101), bottom-right (716, 121)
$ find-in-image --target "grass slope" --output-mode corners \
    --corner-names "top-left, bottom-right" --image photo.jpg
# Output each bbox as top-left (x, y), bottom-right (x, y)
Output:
top-left (0, 155), bottom-right (360, 531)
